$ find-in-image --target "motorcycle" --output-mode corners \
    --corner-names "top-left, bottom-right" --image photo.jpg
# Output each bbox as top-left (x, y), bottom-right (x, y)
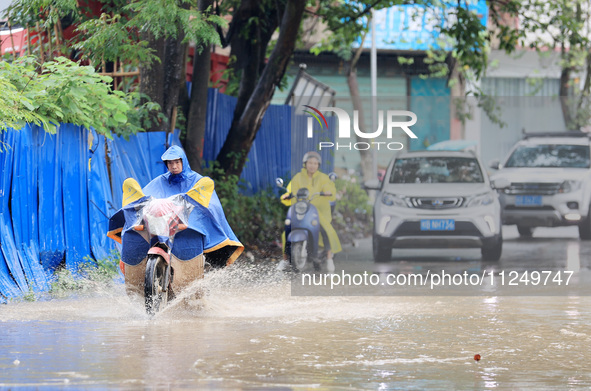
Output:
top-left (276, 173), bottom-right (337, 272)
top-left (108, 178), bottom-right (242, 315)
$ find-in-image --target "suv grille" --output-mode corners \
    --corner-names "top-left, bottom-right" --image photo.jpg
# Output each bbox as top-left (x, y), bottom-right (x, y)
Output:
top-left (504, 182), bottom-right (561, 195)
top-left (409, 197), bottom-right (464, 209)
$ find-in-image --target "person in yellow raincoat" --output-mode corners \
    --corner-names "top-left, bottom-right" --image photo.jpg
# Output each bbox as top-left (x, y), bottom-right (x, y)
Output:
top-left (277, 151), bottom-right (342, 272)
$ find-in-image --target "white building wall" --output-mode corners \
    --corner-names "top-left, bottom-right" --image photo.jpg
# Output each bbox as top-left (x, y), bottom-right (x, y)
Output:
top-left (472, 50), bottom-right (566, 165)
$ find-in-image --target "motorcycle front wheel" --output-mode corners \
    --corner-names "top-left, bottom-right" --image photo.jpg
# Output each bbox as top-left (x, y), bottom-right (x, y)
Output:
top-left (144, 254), bottom-right (169, 315)
top-left (291, 241), bottom-right (308, 272)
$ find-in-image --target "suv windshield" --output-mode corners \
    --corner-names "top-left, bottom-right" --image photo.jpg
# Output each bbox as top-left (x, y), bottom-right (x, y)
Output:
top-left (505, 144), bottom-right (590, 168)
top-left (390, 157), bottom-right (484, 184)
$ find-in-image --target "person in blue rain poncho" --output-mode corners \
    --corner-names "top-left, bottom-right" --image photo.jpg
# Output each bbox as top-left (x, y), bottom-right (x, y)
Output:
top-left (141, 145), bottom-right (244, 267)
top-left (144, 146), bottom-right (202, 196)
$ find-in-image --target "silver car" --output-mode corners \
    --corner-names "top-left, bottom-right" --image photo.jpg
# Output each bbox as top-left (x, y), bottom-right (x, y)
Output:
top-left (366, 150), bottom-right (503, 261)
top-left (490, 133), bottom-right (591, 239)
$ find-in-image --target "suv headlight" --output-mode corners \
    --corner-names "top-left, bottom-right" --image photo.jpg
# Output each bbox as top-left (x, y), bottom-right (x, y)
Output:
top-left (558, 180), bottom-right (582, 193)
top-left (466, 192), bottom-right (495, 207)
top-left (382, 193), bottom-right (408, 207)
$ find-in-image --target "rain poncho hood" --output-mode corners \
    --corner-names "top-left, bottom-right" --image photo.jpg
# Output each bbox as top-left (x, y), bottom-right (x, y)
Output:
top-left (143, 145), bottom-right (200, 195)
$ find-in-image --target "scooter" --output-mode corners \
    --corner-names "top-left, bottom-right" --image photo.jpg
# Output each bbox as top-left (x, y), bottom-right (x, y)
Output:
top-left (108, 179), bottom-right (206, 315)
top-left (276, 174), bottom-right (336, 272)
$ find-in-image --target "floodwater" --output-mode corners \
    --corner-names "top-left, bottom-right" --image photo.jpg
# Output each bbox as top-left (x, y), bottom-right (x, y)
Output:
top-left (1, 262), bottom-right (591, 390)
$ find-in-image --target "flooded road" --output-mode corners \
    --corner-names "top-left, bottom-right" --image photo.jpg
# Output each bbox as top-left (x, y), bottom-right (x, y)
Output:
top-left (2, 227), bottom-right (591, 389)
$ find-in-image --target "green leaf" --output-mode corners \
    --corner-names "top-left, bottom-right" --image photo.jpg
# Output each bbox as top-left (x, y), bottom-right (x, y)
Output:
top-left (113, 112), bottom-right (127, 123)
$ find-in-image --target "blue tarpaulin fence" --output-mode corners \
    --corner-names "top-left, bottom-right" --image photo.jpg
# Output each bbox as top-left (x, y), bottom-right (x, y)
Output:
top-left (0, 89), bottom-right (335, 298)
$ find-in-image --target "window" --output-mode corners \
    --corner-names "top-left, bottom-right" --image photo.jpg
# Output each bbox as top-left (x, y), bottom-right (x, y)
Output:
top-left (390, 157), bottom-right (484, 184)
top-left (505, 144), bottom-right (590, 168)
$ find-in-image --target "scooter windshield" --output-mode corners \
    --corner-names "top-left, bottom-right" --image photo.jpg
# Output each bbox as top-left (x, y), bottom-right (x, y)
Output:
top-left (296, 187), bottom-right (309, 200)
top-left (134, 195), bottom-right (195, 241)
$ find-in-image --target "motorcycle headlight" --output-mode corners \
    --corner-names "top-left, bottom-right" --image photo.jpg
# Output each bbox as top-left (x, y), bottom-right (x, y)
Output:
top-left (382, 193), bottom-right (408, 207)
top-left (294, 201), bottom-right (308, 215)
top-left (466, 192), bottom-right (495, 208)
top-left (559, 180), bottom-right (582, 193)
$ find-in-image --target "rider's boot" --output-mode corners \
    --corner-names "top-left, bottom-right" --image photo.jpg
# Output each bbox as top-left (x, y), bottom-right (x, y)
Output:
top-left (277, 259), bottom-right (290, 271)
top-left (326, 257), bottom-right (335, 273)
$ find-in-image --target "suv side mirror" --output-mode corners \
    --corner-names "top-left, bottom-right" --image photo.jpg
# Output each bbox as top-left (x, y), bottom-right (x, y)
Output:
top-left (489, 159), bottom-right (501, 170)
top-left (364, 179), bottom-right (381, 190)
top-left (492, 178), bottom-right (510, 190)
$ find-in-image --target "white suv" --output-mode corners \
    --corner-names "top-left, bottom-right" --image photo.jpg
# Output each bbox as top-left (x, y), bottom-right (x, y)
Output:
top-left (490, 132), bottom-right (591, 239)
top-left (366, 150), bottom-right (503, 261)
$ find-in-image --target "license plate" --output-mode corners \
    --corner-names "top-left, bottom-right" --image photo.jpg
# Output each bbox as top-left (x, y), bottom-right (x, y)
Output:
top-left (420, 219), bottom-right (455, 231)
top-left (515, 195), bottom-right (543, 206)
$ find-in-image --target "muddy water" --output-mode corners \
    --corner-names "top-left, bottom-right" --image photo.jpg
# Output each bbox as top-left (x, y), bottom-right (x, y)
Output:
top-left (1, 264), bottom-right (591, 390)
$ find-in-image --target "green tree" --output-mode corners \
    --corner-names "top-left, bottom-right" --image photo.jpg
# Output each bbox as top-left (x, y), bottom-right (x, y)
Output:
top-left (310, 1), bottom-right (523, 179)
top-left (517, 0), bottom-right (591, 130)
top-left (2, 0), bottom-right (225, 138)
top-left (3, 0), bottom-right (525, 176)
top-left (0, 56), bottom-right (144, 139)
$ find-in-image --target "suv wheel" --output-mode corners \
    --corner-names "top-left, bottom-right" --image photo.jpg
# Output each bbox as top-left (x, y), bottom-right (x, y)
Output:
top-left (373, 235), bottom-right (391, 261)
top-left (517, 225), bottom-right (533, 238)
top-left (481, 234), bottom-right (502, 262)
top-left (579, 211), bottom-right (591, 240)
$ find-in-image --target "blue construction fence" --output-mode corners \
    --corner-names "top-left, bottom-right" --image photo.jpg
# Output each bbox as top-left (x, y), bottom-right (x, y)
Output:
top-left (0, 88), bottom-right (335, 300)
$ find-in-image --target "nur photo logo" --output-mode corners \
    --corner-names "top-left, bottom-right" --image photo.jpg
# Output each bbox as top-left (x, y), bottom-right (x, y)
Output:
top-left (303, 105), bottom-right (328, 132)
top-left (303, 106), bottom-right (418, 151)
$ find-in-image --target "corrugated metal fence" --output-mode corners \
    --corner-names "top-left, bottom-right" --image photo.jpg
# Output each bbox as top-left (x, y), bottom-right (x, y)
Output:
top-left (0, 89), bottom-right (335, 300)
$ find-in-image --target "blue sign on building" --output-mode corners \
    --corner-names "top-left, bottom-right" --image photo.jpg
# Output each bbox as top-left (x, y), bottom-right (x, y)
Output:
top-left (357, 0), bottom-right (488, 51)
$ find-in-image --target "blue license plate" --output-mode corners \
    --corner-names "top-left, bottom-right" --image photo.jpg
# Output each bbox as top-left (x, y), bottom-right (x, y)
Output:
top-left (515, 195), bottom-right (543, 206)
top-left (420, 219), bottom-right (455, 231)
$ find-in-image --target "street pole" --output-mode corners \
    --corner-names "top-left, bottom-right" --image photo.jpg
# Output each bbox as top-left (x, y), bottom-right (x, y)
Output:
top-left (370, 9), bottom-right (378, 181)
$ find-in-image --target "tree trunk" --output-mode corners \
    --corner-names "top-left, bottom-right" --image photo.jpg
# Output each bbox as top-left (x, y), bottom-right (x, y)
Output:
top-left (345, 32), bottom-right (373, 182)
top-left (215, 0), bottom-right (305, 176)
top-left (575, 51), bottom-right (591, 130)
top-left (177, 48), bottom-right (191, 145)
top-left (227, 0), bottom-right (263, 120)
top-left (139, 31), bottom-right (166, 132)
top-left (184, 0), bottom-right (214, 171)
top-left (162, 33), bottom-right (187, 133)
top-left (225, 0), bottom-right (279, 118)
top-left (560, 66), bottom-right (574, 130)
top-left (347, 70), bottom-right (374, 181)
top-left (139, 22), bottom-right (186, 135)
top-left (559, 39), bottom-right (575, 130)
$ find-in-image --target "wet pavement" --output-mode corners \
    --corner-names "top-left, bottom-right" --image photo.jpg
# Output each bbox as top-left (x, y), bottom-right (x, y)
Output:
top-left (1, 226), bottom-right (590, 389)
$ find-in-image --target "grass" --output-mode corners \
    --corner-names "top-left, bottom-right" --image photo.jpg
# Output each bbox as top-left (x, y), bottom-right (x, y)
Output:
top-left (49, 249), bottom-right (122, 298)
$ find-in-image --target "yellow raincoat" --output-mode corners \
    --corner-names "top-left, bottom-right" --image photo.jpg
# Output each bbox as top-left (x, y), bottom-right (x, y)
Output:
top-left (281, 168), bottom-right (342, 254)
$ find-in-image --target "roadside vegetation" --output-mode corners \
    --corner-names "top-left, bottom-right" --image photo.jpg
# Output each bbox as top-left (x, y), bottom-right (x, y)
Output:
top-left (0, 56), bottom-right (159, 139)
top-left (333, 176), bottom-right (373, 244)
top-left (49, 250), bottom-right (121, 298)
